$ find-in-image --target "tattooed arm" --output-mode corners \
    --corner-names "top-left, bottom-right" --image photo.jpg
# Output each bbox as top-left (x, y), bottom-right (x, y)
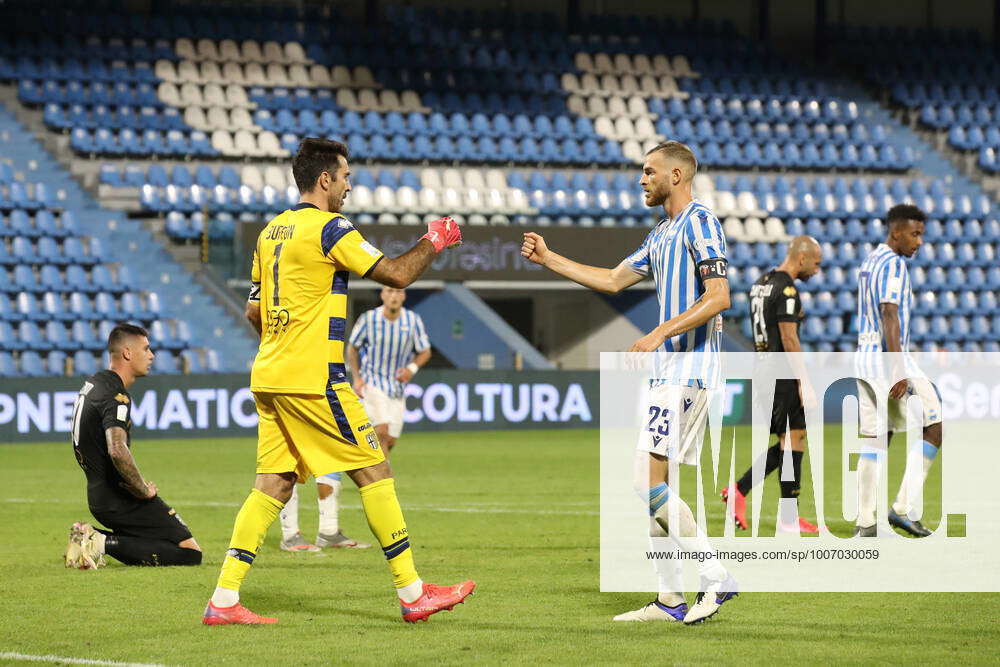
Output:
top-left (105, 427), bottom-right (156, 499)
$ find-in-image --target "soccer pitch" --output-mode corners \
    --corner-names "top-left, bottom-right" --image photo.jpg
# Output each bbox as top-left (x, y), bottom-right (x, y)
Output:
top-left (2, 429), bottom-right (998, 666)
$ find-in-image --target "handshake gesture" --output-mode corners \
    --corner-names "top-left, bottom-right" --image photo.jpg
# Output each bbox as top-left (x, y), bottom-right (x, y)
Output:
top-left (421, 216), bottom-right (463, 253)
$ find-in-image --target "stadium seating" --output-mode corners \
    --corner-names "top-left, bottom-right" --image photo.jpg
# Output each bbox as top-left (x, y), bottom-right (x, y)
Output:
top-left (1, 1), bottom-right (996, 366)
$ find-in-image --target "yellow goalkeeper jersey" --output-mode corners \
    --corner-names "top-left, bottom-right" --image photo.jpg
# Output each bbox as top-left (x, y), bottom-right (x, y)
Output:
top-left (249, 203), bottom-right (384, 394)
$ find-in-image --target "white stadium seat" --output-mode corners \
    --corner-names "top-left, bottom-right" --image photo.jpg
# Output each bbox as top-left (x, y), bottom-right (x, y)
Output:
top-left (593, 52), bottom-right (614, 74)
top-left (211, 130), bottom-right (238, 157)
top-left (221, 62), bottom-right (246, 86)
top-left (633, 54), bottom-right (653, 75)
top-left (613, 53), bottom-right (633, 74)
top-left (310, 64), bottom-right (331, 87)
top-left (400, 90), bottom-right (427, 113)
top-left (349, 185), bottom-right (373, 212)
top-left (396, 186), bottom-right (419, 212)
top-left (288, 64), bottom-right (311, 87)
top-left (241, 165), bottom-right (264, 190)
top-left (651, 54), bottom-right (674, 75)
top-left (243, 62), bottom-right (267, 86)
top-left (357, 89), bottom-right (380, 111)
top-left (180, 82), bottom-right (205, 106)
top-left (230, 107), bottom-right (254, 130)
top-left (264, 166), bottom-right (286, 190)
top-left (263, 41), bottom-right (288, 64)
top-left (284, 42), bottom-right (308, 65)
top-left (442, 168), bottom-right (464, 189)
top-left (175, 38), bottom-right (197, 61)
top-left (157, 82), bottom-right (181, 107)
top-left (579, 73), bottom-right (602, 96)
top-left (628, 95), bottom-right (652, 120)
top-left (203, 83), bottom-right (227, 107)
top-left (184, 106), bottom-right (209, 131)
top-left (613, 117), bottom-right (636, 141)
top-left (560, 73), bottom-right (581, 94)
top-left (485, 169), bottom-right (507, 191)
top-left (693, 173), bottom-right (715, 195)
top-left (743, 217), bottom-right (766, 242)
top-left (256, 131), bottom-right (286, 157)
top-left (177, 61), bottom-right (201, 84)
top-left (265, 63), bottom-right (291, 87)
top-left (714, 191), bottom-right (737, 217)
top-left (418, 187), bottom-right (439, 212)
top-left (723, 216), bottom-right (746, 242)
top-left (419, 168), bottom-right (441, 189)
top-left (241, 40), bottom-right (264, 63)
top-left (574, 52), bottom-right (594, 72)
top-left (331, 65), bottom-right (353, 88)
top-left (672, 55), bottom-right (700, 78)
top-left (154, 60), bottom-right (178, 83)
top-left (225, 84), bottom-right (252, 108)
top-left (196, 38), bottom-right (220, 62)
top-left (219, 39), bottom-right (241, 61)
top-left (353, 66), bottom-right (378, 88)
top-left (764, 216), bottom-right (789, 241)
top-left (206, 106), bottom-right (231, 130)
top-left (234, 129), bottom-right (264, 157)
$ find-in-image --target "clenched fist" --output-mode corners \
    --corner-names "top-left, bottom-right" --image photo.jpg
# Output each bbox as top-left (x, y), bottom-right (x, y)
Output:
top-left (521, 232), bottom-right (549, 265)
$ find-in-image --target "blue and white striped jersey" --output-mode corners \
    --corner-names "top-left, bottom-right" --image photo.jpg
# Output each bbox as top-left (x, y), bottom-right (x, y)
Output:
top-left (624, 200), bottom-right (728, 387)
top-left (856, 243), bottom-right (913, 376)
top-left (348, 306), bottom-right (430, 398)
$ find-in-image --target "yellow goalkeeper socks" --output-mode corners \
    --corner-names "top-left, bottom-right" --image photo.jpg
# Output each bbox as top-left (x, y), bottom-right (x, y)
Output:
top-left (359, 478), bottom-right (420, 591)
top-left (215, 488), bottom-right (284, 599)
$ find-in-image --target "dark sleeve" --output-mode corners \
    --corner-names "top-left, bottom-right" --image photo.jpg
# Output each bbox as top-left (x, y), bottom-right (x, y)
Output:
top-left (774, 278), bottom-right (801, 323)
top-left (99, 390), bottom-right (131, 432)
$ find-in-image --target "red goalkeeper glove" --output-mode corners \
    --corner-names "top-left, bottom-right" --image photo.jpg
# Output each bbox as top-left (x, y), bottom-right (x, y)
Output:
top-left (421, 216), bottom-right (462, 253)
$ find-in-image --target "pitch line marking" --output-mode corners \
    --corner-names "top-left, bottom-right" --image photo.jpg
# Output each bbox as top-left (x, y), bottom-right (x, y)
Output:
top-left (0, 651), bottom-right (168, 667)
top-left (4, 497), bottom-right (597, 516)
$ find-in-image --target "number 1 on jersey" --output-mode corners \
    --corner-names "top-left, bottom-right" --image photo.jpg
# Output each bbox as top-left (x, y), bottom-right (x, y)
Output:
top-left (272, 242), bottom-right (283, 306)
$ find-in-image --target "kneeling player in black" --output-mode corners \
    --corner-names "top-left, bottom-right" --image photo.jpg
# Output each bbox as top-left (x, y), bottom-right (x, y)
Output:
top-left (722, 236), bottom-right (823, 533)
top-left (64, 323), bottom-right (202, 568)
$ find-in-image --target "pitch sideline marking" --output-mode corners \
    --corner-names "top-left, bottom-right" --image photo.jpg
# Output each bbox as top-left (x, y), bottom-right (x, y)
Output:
top-left (0, 651), bottom-right (167, 667)
top-left (4, 497), bottom-right (598, 516)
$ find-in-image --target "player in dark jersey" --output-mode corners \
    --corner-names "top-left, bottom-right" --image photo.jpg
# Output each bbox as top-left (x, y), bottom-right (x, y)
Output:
top-left (64, 323), bottom-right (202, 569)
top-left (722, 236), bottom-right (823, 533)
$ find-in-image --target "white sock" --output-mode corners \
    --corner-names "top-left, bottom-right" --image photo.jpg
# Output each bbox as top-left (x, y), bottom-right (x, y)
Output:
top-left (893, 441), bottom-right (939, 517)
top-left (396, 578), bottom-right (424, 603)
top-left (211, 586), bottom-right (239, 607)
top-left (857, 453), bottom-right (878, 527)
top-left (92, 531), bottom-right (106, 554)
top-left (652, 487), bottom-right (727, 583)
top-left (649, 518), bottom-right (685, 607)
top-left (279, 485), bottom-right (300, 541)
top-left (317, 478), bottom-right (342, 535)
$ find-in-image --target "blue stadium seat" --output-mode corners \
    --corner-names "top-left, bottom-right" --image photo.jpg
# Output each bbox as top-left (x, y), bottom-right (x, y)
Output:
top-left (0, 320), bottom-right (25, 351)
top-left (0, 352), bottom-right (16, 376)
top-left (20, 351), bottom-right (46, 377)
top-left (42, 292), bottom-right (74, 322)
top-left (72, 320), bottom-right (103, 352)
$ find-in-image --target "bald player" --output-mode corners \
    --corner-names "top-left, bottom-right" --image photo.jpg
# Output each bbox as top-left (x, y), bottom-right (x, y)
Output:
top-left (723, 236), bottom-right (823, 533)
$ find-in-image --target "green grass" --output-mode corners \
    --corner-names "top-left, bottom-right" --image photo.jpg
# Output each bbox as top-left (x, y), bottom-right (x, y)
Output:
top-left (1, 429), bottom-right (997, 666)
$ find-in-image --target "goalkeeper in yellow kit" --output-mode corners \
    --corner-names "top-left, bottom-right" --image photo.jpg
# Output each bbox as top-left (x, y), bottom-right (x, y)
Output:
top-left (202, 138), bottom-right (472, 625)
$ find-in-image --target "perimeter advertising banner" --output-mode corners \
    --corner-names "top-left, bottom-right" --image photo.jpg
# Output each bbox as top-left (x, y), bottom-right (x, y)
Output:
top-left (239, 223), bottom-right (651, 282)
top-left (0, 371), bottom-right (606, 443)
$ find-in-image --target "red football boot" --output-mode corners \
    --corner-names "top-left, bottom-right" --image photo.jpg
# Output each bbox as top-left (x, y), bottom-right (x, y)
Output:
top-left (399, 581), bottom-right (476, 623)
top-left (721, 486), bottom-right (748, 531)
top-left (797, 517), bottom-right (820, 533)
top-left (202, 601), bottom-right (278, 626)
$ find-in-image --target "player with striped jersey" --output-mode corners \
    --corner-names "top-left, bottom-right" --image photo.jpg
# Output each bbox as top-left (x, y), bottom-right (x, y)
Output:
top-left (854, 204), bottom-right (941, 538)
top-left (521, 141), bottom-right (737, 625)
top-left (348, 287), bottom-right (432, 454)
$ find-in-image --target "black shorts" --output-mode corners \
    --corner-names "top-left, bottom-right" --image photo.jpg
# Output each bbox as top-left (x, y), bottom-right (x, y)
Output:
top-left (90, 496), bottom-right (193, 544)
top-left (770, 379), bottom-right (806, 435)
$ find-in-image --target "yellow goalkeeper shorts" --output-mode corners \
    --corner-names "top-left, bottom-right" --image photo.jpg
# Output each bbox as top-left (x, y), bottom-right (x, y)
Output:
top-left (254, 385), bottom-right (384, 482)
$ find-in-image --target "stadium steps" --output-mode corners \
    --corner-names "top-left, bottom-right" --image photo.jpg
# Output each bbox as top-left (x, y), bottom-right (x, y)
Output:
top-left (412, 283), bottom-right (555, 370)
top-left (0, 102), bottom-right (259, 371)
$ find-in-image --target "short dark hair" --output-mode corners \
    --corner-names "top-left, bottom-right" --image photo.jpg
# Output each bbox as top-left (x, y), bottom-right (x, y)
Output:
top-left (292, 137), bottom-right (350, 193)
top-left (108, 323), bottom-right (148, 354)
top-left (886, 203), bottom-right (926, 228)
top-left (645, 140), bottom-right (698, 181)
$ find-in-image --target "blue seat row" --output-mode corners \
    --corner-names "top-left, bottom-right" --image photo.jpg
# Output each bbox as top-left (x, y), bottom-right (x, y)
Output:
top-left (164, 212), bottom-right (236, 241)
top-left (45, 104), bottom-right (185, 133)
top-left (658, 118), bottom-right (887, 147)
top-left (254, 109), bottom-right (600, 143)
top-left (647, 96), bottom-right (860, 124)
top-left (0, 237), bottom-right (106, 267)
top-left (696, 141), bottom-right (913, 171)
top-left (0, 37), bottom-right (175, 62)
top-left (0, 347), bottom-right (218, 377)
top-left (0, 210), bottom-right (78, 239)
top-left (71, 128), bottom-right (216, 157)
top-left (0, 291), bottom-right (163, 323)
top-left (0, 57), bottom-right (157, 84)
top-left (947, 125), bottom-right (1000, 151)
top-left (106, 164), bottom-right (241, 189)
top-left (920, 103), bottom-right (1000, 130)
top-left (0, 264), bottom-right (128, 295)
top-left (19, 80), bottom-right (162, 108)
top-left (141, 184), bottom-right (296, 215)
top-left (0, 183), bottom-right (58, 212)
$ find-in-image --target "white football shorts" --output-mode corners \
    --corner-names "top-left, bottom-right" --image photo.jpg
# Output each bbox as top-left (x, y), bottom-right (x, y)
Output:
top-left (362, 383), bottom-right (405, 438)
top-left (635, 383), bottom-right (712, 466)
top-left (856, 376), bottom-right (942, 437)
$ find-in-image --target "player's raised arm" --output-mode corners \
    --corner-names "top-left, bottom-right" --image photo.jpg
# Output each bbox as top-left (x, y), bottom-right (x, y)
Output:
top-left (368, 216), bottom-right (462, 288)
top-left (520, 232), bottom-right (643, 294)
